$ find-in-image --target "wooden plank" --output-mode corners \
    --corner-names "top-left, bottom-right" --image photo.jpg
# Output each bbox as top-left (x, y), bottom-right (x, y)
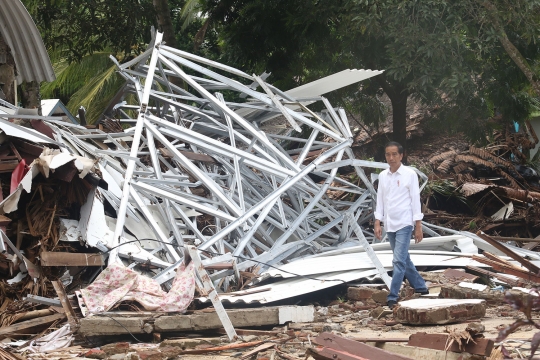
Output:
top-left (240, 342), bottom-right (275, 359)
top-left (366, 342), bottom-right (465, 360)
top-left (408, 333), bottom-right (494, 356)
top-left (41, 252), bottom-right (104, 267)
top-left (79, 306), bottom-right (314, 335)
top-left (308, 346), bottom-right (370, 360)
top-left (471, 256), bottom-right (540, 283)
top-left (482, 252), bottom-right (523, 271)
top-left (314, 333), bottom-right (412, 360)
top-left (51, 280), bottom-right (78, 328)
top-left (476, 231), bottom-right (540, 274)
top-left (0, 313), bottom-right (66, 338)
top-left (466, 265), bottom-right (524, 287)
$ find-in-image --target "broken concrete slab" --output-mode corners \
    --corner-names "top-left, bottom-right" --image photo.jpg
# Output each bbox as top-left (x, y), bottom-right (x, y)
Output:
top-left (79, 305), bottom-right (314, 335)
top-left (394, 299), bottom-right (486, 325)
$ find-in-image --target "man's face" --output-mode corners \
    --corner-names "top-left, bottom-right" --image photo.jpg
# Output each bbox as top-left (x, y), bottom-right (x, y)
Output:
top-left (385, 145), bottom-right (403, 167)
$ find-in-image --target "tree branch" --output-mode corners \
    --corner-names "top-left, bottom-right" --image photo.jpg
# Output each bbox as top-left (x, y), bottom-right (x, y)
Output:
top-left (481, 0), bottom-right (540, 98)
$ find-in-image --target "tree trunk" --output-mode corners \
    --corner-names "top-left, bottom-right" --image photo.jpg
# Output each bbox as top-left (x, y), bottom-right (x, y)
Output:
top-left (153, 0), bottom-right (178, 48)
top-left (390, 91), bottom-right (408, 155)
top-left (377, 77), bottom-right (409, 159)
top-left (481, 0), bottom-right (540, 98)
top-left (0, 34), bottom-right (16, 105)
top-left (20, 81), bottom-right (40, 109)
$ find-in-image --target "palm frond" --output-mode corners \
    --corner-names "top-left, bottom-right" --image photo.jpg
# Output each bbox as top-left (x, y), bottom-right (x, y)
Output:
top-left (66, 64), bottom-right (124, 124)
top-left (180, 0), bottom-right (204, 31)
top-left (41, 52), bottom-right (115, 101)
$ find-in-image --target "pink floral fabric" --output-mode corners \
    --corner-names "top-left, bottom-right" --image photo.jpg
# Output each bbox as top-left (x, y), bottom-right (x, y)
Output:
top-left (80, 262), bottom-right (195, 313)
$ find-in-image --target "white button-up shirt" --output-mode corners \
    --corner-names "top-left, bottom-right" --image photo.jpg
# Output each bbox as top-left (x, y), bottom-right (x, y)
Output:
top-left (374, 164), bottom-right (423, 232)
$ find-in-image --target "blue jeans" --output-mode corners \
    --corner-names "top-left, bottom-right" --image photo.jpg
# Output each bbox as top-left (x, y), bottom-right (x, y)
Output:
top-left (387, 225), bottom-right (427, 302)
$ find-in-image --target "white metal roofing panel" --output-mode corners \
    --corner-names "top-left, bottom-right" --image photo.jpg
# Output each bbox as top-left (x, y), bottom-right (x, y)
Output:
top-left (0, 0), bottom-right (55, 83)
top-left (307, 235), bottom-right (476, 258)
top-left (41, 99), bottom-right (61, 116)
top-left (263, 252), bottom-right (489, 279)
top-left (199, 269), bottom-right (380, 304)
top-left (285, 69), bottom-right (383, 98)
top-left (0, 118), bottom-right (53, 143)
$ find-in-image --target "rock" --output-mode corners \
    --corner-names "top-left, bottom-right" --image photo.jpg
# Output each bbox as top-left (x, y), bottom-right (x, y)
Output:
top-left (466, 322), bottom-right (485, 336)
top-left (135, 350), bottom-right (166, 360)
top-left (369, 306), bottom-right (385, 319)
top-left (241, 335), bottom-right (259, 342)
top-left (348, 287), bottom-right (376, 300)
top-left (84, 348), bottom-right (107, 359)
top-left (317, 307), bottom-right (328, 316)
top-left (102, 342), bottom-right (131, 355)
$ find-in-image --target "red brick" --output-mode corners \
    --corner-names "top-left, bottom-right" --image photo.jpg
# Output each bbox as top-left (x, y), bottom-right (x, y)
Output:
top-left (84, 348), bottom-right (107, 359)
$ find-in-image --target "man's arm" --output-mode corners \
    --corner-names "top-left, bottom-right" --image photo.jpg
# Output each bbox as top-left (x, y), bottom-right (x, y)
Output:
top-left (410, 171), bottom-right (424, 243)
top-left (374, 175), bottom-right (385, 240)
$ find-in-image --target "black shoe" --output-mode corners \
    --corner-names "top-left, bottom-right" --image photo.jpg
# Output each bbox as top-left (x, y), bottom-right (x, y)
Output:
top-left (416, 290), bottom-right (429, 295)
top-left (387, 300), bottom-right (397, 309)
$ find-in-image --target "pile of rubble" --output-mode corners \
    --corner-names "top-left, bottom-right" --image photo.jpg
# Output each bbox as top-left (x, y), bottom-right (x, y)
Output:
top-left (0, 31), bottom-right (538, 359)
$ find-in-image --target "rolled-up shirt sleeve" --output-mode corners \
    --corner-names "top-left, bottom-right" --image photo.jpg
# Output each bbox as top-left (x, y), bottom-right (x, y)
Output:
top-left (374, 175), bottom-right (384, 221)
top-left (410, 171), bottom-right (424, 221)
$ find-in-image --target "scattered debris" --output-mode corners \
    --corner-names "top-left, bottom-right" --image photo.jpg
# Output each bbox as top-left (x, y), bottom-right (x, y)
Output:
top-left (0, 29), bottom-right (538, 360)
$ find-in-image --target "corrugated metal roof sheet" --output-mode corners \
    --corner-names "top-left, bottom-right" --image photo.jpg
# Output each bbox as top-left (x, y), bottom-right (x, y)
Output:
top-left (0, 0), bottom-right (55, 83)
top-left (264, 252), bottom-right (487, 279)
top-left (199, 269), bottom-right (381, 304)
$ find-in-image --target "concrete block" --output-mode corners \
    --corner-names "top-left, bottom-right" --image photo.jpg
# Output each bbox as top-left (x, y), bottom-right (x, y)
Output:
top-left (347, 286), bottom-right (376, 300)
top-left (394, 298), bottom-right (486, 325)
top-left (439, 284), bottom-right (502, 301)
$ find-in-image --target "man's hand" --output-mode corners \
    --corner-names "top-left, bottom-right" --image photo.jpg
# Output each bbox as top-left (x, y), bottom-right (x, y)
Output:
top-left (414, 222), bottom-right (423, 243)
top-left (374, 220), bottom-right (382, 240)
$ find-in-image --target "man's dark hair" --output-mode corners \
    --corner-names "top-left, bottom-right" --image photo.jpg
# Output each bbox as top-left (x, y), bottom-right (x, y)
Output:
top-left (385, 141), bottom-right (404, 154)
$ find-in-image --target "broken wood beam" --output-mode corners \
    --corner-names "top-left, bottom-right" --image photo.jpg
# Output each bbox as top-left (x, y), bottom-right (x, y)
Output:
top-left (466, 265), bottom-right (525, 287)
top-left (365, 342), bottom-right (469, 360)
top-left (0, 313), bottom-right (66, 338)
top-left (14, 309), bottom-right (55, 323)
top-left (476, 231), bottom-right (540, 274)
top-left (407, 332), bottom-right (494, 356)
top-left (471, 255), bottom-right (540, 284)
top-left (79, 305), bottom-right (314, 335)
top-left (51, 280), bottom-right (79, 328)
top-left (41, 252), bottom-right (104, 267)
top-left (311, 332), bottom-right (412, 360)
top-left (240, 342), bottom-right (276, 359)
top-left (491, 236), bottom-right (540, 243)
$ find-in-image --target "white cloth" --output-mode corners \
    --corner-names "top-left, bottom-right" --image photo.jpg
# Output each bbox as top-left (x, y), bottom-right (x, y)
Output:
top-left (18, 324), bottom-right (73, 353)
top-left (374, 164), bottom-right (423, 232)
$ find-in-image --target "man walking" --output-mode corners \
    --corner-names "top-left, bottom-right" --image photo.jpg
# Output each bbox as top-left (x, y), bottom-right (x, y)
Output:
top-left (374, 141), bottom-right (428, 309)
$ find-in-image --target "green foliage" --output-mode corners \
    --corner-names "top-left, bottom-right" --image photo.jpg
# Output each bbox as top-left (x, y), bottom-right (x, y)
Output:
top-left (424, 180), bottom-right (471, 210)
top-left (22, 0), bottom-right (156, 62)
